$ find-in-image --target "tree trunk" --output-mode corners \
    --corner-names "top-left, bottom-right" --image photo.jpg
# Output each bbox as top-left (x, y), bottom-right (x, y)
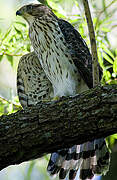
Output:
top-left (0, 85), bottom-right (117, 171)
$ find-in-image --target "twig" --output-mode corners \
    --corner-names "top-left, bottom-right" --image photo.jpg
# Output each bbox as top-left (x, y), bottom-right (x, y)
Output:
top-left (0, 96), bottom-right (21, 109)
top-left (95, 0), bottom-right (116, 29)
top-left (82, 0), bottom-right (99, 87)
top-left (2, 52), bottom-right (24, 57)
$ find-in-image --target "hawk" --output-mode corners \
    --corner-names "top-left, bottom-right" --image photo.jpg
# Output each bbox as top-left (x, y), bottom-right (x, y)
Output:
top-left (16, 4), bottom-right (110, 180)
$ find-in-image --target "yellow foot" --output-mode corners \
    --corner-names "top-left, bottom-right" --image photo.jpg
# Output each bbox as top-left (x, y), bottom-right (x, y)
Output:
top-left (42, 99), bottom-right (50, 102)
top-left (52, 96), bottom-right (60, 101)
top-left (52, 96), bottom-right (66, 106)
top-left (42, 98), bottom-right (51, 103)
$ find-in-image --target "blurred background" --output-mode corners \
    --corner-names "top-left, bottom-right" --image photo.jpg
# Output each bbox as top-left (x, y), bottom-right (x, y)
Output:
top-left (0, 0), bottom-right (117, 179)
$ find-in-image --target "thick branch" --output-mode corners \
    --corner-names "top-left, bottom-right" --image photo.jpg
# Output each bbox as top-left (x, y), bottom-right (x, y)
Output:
top-left (0, 85), bottom-right (117, 171)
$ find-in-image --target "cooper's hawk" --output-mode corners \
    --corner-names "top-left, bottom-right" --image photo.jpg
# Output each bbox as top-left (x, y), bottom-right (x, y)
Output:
top-left (16, 4), bottom-right (110, 180)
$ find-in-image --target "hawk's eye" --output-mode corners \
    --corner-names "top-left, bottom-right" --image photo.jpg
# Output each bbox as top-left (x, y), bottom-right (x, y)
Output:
top-left (27, 5), bottom-right (33, 12)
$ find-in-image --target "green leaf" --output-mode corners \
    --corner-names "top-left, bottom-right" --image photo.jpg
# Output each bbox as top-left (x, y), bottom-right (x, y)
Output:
top-left (0, 55), bottom-right (3, 62)
top-left (6, 55), bottom-right (13, 66)
top-left (103, 70), bottom-right (111, 82)
top-left (110, 134), bottom-right (117, 139)
top-left (113, 57), bottom-right (117, 73)
top-left (102, 52), bottom-right (114, 64)
top-left (14, 21), bottom-right (26, 27)
top-left (97, 50), bottom-right (104, 68)
top-left (109, 79), bottom-right (117, 85)
top-left (101, 27), bottom-right (110, 32)
top-left (14, 26), bottom-right (23, 38)
top-left (27, 44), bottom-right (31, 52)
top-left (104, 65), bottom-right (113, 70)
top-left (24, 161), bottom-right (35, 180)
top-left (3, 28), bottom-right (11, 41)
top-left (115, 49), bottom-right (117, 56)
top-left (106, 135), bottom-right (115, 149)
top-left (101, 44), bottom-right (114, 60)
top-left (14, 27), bottom-right (21, 34)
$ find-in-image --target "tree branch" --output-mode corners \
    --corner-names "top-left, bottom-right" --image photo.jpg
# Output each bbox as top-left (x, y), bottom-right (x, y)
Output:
top-left (82, 0), bottom-right (99, 86)
top-left (0, 85), bottom-right (117, 171)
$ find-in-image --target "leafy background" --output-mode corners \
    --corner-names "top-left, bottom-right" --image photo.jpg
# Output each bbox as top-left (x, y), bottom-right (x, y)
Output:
top-left (0, 0), bottom-right (117, 179)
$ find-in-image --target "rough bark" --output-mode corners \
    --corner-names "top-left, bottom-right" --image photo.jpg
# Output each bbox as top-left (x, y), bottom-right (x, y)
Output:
top-left (0, 85), bottom-right (117, 171)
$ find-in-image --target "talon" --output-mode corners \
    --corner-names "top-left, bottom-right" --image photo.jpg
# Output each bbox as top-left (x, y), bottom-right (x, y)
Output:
top-left (52, 96), bottom-right (60, 101)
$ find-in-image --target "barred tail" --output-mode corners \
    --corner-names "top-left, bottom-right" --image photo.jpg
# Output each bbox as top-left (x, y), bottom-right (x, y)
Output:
top-left (47, 138), bottom-right (110, 180)
top-left (79, 138), bottom-right (110, 179)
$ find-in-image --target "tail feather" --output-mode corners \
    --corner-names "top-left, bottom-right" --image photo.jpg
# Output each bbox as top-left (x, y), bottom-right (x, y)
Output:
top-left (79, 138), bottom-right (110, 179)
top-left (47, 149), bottom-right (68, 176)
top-left (59, 168), bottom-right (69, 179)
top-left (47, 138), bottom-right (110, 180)
top-left (69, 169), bottom-right (77, 180)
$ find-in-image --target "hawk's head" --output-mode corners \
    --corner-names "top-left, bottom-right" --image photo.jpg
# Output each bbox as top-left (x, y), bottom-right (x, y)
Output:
top-left (16, 4), bottom-right (55, 24)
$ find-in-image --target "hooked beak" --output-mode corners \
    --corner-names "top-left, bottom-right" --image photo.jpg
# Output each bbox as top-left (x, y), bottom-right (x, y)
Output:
top-left (16, 10), bottom-right (22, 16)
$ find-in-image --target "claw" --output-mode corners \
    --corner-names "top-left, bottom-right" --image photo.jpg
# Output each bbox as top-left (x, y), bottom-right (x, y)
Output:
top-left (52, 96), bottom-right (60, 101)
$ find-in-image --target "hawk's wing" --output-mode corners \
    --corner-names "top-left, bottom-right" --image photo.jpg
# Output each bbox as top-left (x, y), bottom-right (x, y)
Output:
top-left (58, 19), bottom-right (93, 88)
top-left (17, 52), bottom-right (53, 107)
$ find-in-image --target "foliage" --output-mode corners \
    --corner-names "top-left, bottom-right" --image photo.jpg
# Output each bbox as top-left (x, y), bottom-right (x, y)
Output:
top-left (0, 96), bottom-right (21, 116)
top-left (0, 20), bottom-right (31, 66)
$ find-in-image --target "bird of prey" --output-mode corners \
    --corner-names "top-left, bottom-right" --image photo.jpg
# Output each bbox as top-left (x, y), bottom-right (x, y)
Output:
top-left (16, 4), bottom-right (110, 180)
